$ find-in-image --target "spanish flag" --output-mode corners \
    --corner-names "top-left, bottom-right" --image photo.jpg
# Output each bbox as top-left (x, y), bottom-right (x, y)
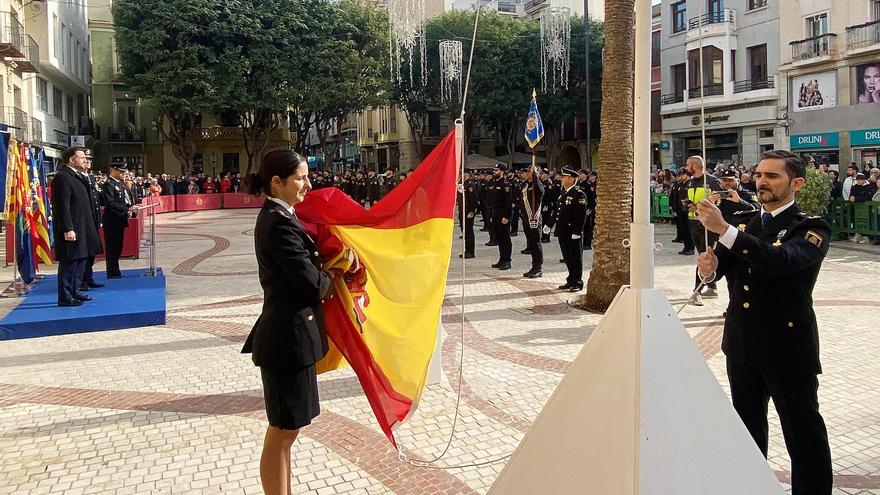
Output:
top-left (297, 131), bottom-right (458, 447)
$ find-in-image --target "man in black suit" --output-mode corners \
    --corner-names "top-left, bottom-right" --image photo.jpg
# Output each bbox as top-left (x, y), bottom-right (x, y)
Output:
top-left (51, 147), bottom-right (102, 306)
top-left (555, 166), bottom-right (588, 292)
top-left (487, 164), bottom-right (514, 270)
top-left (80, 150), bottom-right (105, 292)
top-left (101, 164), bottom-right (136, 279)
top-left (696, 150), bottom-right (832, 495)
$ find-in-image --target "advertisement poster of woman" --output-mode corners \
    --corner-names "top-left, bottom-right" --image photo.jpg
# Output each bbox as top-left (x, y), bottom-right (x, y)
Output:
top-left (856, 62), bottom-right (880, 104)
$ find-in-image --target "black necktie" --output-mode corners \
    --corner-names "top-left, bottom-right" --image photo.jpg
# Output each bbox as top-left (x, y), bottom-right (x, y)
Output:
top-left (761, 212), bottom-right (772, 228)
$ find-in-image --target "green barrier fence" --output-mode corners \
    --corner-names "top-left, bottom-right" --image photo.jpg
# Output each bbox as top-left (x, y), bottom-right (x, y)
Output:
top-left (828, 200), bottom-right (880, 238)
top-left (651, 192), bottom-right (674, 221)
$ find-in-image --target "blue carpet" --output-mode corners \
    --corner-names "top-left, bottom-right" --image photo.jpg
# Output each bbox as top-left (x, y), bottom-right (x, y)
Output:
top-left (0, 268), bottom-right (166, 340)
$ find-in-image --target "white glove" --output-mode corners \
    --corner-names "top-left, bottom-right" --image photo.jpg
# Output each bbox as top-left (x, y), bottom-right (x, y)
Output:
top-left (572, 234), bottom-right (581, 240)
top-left (542, 225), bottom-right (551, 235)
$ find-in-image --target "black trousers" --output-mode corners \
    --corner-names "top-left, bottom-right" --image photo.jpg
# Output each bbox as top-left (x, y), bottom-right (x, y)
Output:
top-left (541, 210), bottom-right (554, 242)
top-left (57, 257), bottom-right (86, 303)
top-left (105, 223), bottom-right (126, 277)
top-left (558, 235), bottom-right (583, 286)
top-left (675, 212), bottom-right (692, 249)
top-left (583, 213), bottom-right (595, 248)
top-left (492, 211), bottom-right (512, 263)
top-left (726, 357), bottom-right (832, 495)
top-left (689, 219), bottom-right (718, 289)
top-left (522, 219), bottom-right (543, 270)
top-left (81, 255), bottom-right (96, 287)
top-left (463, 214), bottom-right (475, 255)
top-left (510, 204), bottom-right (519, 234)
top-left (486, 208), bottom-right (496, 242)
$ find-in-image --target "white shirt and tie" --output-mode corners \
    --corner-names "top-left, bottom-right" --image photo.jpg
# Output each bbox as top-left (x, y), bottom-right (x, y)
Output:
top-left (717, 199), bottom-right (795, 249)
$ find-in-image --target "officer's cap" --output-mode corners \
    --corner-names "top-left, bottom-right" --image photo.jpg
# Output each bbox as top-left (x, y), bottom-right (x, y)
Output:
top-left (110, 162), bottom-right (128, 171)
top-left (493, 163), bottom-right (507, 172)
top-left (540, 168), bottom-right (549, 174)
top-left (720, 169), bottom-right (738, 179)
top-left (856, 173), bottom-right (866, 180)
top-left (560, 166), bottom-right (579, 178)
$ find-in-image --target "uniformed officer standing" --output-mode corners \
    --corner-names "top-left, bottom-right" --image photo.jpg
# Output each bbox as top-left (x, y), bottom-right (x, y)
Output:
top-left (518, 164), bottom-right (545, 278)
top-left (458, 171), bottom-right (479, 259)
top-left (487, 164), bottom-right (513, 270)
top-left (508, 170), bottom-right (520, 238)
top-left (365, 170), bottom-right (381, 207)
top-left (101, 164), bottom-right (136, 279)
top-left (713, 168), bottom-right (760, 221)
top-left (539, 169), bottom-right (556, 243)
top-left (696, 150), bottom-right (832, 495)
top-left (684, 155), bottom-right (725, 305)
top-left (555, 166), bottom-right (588, 291)
top-left (79, 150), bottom-right (104, 292)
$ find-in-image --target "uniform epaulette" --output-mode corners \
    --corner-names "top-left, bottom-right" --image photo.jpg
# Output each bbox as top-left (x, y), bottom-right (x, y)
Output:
top-left (733, 209), bottom-right (757, 216)
top-left (796, 211), bottom-right (821, 219)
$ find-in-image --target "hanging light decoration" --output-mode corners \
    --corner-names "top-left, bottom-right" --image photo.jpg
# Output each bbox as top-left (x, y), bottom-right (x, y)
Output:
top-left (388, 0), bottom-right (427, 87)
top-left (540, 7), bottom-right (571, 93)
top-left (439, 40), bottom-right (463, 105)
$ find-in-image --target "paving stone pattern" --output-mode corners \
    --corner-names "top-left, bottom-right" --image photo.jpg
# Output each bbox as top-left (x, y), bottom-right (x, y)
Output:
top-left (0, 211), bottom-right (877, 494)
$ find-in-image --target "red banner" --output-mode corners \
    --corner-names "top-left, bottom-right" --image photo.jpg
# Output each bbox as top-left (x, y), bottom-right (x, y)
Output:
top-left (222, 193), bottom-right (264, 209)
top-left (141, 195), bottom-right (176, 214)
top-left (175, 194), bottom-right (222, 211)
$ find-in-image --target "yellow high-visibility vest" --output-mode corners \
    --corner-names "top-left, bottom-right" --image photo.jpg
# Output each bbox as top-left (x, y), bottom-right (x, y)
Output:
top-left (687, 184), bottom-right (710, 218)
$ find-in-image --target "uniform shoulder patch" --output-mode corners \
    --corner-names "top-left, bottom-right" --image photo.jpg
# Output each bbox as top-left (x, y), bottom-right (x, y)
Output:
top-left (804, 230), bottom-right (823, 247)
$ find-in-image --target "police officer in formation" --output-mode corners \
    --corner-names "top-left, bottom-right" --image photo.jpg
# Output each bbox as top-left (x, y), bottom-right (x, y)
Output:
top-left (517, 164), bottom-right (544, 278)
top-left (539, 169), bottom-right (557, 243)
top-left (101, 163), bottom-right (137, 279)
top-left (554, 166), bottom-right (588, 291)
top-left (695, 150), bottom-right (832, 495)
top-left (458, 170), bottom-right (480, 259)
top-left (80, 150), bottom-right (105, 292)
top-left (487, 164), bottom-right (514, 270)
top-left (578, 169), bottom-right (597, 250)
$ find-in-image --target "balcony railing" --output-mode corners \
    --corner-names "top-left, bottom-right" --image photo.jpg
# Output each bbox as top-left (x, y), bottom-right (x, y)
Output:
top-left (688, 84), bottom-right (724, 98)
top-left (29, 117), bottom-right (42, 144)
top-left (0, 12), bottom-right (25, 58)
top-left (2, 106), bottom-right (28, 142)
top-left (660, 92), bottom-right (685, 105)
top-left (846, 20), bottom-right (880, 51)
top-left (524, 0), bottom-right (546, 12)
top-left (108, 126), bottom-right (146, 143)
top-left (790, 33), bottom-right (837, 60)
top-left (687, 9), bottom-right (736, 31)
top-left (14, 34), bottom-right (39, 74)
top-left (733, 76), bottom-right (775, 93)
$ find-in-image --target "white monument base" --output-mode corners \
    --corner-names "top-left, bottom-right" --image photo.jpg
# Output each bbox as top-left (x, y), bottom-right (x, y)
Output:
top-left (488, 286), bottom-right (784, 495)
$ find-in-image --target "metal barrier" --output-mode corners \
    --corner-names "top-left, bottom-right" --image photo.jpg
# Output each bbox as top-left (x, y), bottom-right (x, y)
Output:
top-left (828, 200), bottom-right (880, 238)
top-left (650, 192), bottom-right (674, 221)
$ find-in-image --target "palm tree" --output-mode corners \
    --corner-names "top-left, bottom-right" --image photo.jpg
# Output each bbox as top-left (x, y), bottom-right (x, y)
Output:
top-left (576, 0), bottom-right (635, 312)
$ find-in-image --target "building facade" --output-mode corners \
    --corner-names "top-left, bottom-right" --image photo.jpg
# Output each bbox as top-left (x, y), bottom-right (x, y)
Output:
top-left (0, 0), bottom-right (39, 148)
top-left (659, 0), bottom-right (783, 168)
top-left (26, 0), bottom-right (91, 165)
top-left (778, 0), bottom-right (880, 170)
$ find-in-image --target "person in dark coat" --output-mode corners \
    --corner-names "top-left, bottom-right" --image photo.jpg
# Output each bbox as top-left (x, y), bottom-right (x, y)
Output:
top-left (487, 164), bottom-right (514, 270)
top-left (79, 150), bottom-right (105, 292)
top-left (555, 166), bottom-right (588, 291)
top-left (240, 149), bottom-right (341, 495)
top-left (539, 169), bottom-right (557, 243)
top-left (51, 147), bottom-right (102, 306)
top-left (458, 171), bottom-right (479, 259)
top-left (696, 150), bottom-right (832, 495)
top-left (101, 164), bottom-right (135, 279)
top-left (518, 164), bottom-right (545, 278)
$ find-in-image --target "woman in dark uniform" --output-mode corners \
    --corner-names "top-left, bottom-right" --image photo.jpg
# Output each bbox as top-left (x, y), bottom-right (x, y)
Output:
top-left (241, 149), bottom-right (332, 495)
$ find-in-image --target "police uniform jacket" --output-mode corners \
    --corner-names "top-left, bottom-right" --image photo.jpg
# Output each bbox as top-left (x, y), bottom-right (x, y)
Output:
top-left (518, 173), bottom-right (545, 226)
top-left (459, 178), bottom-right (480, 217)
top-left (101, 177), bottom-right (130, 228)
top-left (51, 166), bottom-right (102, 261)
top-left (554, 185), bottom-right (588, 238)
top-left (487, 176), bottom-right (514, 218)
top-left (242, 199), bottom-right (332, 370)
top-left (713, 205), bottom-right (830, 374)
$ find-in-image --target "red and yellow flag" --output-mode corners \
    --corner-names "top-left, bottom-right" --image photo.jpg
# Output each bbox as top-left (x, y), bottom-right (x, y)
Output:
top-left (297, 132), bottom-right (458, 447)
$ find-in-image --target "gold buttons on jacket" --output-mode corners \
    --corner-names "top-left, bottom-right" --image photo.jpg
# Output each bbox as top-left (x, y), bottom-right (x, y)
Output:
top-left (742, 249), bottom-right (749, 254)
top-left (313, 251), bottom-right (319, 257)
top-left (743, 302), bottom-right (750, 309)
top-left (743, 285), bottom-right (749, 292)
top-left (307, 315), bottom-right (314, 321)
top-left (788, 322), bottom-right (794, 328)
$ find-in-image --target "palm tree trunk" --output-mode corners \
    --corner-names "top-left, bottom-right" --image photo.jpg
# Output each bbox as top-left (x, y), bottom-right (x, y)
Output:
top-left (576, 0), bottom-right (635, 312)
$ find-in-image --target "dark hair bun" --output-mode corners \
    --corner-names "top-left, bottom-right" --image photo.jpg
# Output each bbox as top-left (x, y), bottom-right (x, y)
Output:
top-left (242, 173), bottom-right (263, 196)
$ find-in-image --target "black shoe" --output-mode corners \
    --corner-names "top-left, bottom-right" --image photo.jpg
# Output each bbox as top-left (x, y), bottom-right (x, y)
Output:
top-left (107, 274), bottom-right (124, 279)
top-left (559, 258), bottom-right (565, 263)
top-left (497, 262), bottom-right (511, 270)
top-left (523, 270), bottom-right (542, 278)
top-left (491, 261), bottom-right (502, 268)
top-left (583, 245), bottom-right (592, 251)
top-left (74, 294), bottom-right (94, 302)
top-left (78, 286), bottom-right (91, 292)
top-left (568, 284), bottom-right (584, 292)
top-left (510, 232), bottom-right (518, 237)
top-left (458, 235), bottom-right (463, 239)
top-left (678, 249), bottom-right (694, 255)
top-left (557, 283), bottom-right (572, 290)
top-left (485, 241), bottom-right (498, 246)
top-left (520, 248), bottom-right (531, 254)
top-left (88, 282), bottom-right (105, 288)
top-left (58, 300), bottom-right (84, 307)
top-left (459, 253), bottom-right (475, 259)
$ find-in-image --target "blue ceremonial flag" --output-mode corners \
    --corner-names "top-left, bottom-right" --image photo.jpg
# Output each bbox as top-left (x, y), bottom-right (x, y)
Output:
top-left (524, 89), bottom-right (544, 149)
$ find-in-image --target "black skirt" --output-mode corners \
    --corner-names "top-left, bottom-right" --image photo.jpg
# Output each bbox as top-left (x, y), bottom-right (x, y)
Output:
top-left (260, 365), bottom-right (320, 430)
